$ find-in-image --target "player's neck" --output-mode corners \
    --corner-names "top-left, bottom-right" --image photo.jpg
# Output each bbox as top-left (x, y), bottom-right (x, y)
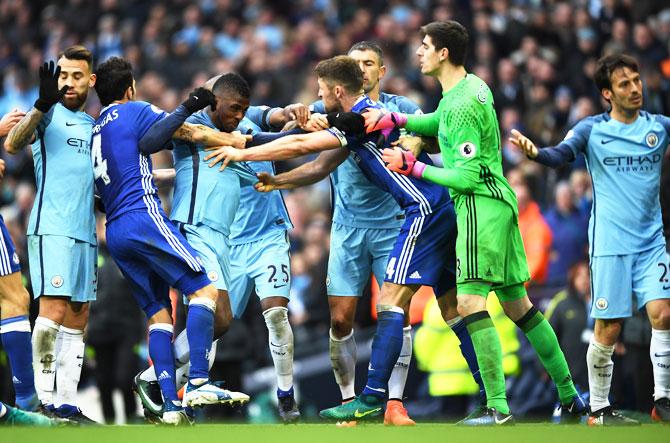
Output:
top-left (367, 86), bottom-right (380, 102)
top-left (609, 106), bottom-right (640, 124)
top-left (341, 93), bottom-right (363, 112)
top-left (437, 64), bottom-right (467, 94)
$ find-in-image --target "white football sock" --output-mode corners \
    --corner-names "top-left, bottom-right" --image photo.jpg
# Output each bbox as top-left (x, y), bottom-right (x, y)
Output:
top-left (263, 307), bottom-right (294, 392)
top-left (0, 402), bottom-right (6, 418)
top-left (587, 337), bottom-right (614, 412)
top-left (54, 326), bottom-right (85, 408)
top-left (650, 328), bottom-right (670, 401)
top-left (31, 317), bottom-right (60, 405)
top-left (175, 340), bottom-right (218, 390)
top-left (388, 326), bottom-right (412, 401)
top-left (329, 328), bottom-right (356, 400)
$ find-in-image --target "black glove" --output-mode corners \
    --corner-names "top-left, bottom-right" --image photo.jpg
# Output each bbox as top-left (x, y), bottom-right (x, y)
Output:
top-left (181, 87), bottom-right (217, 113)
top-left (34, 61), bottom-right (69, 113)
top-left (326, 112), bottom-right (365, 135)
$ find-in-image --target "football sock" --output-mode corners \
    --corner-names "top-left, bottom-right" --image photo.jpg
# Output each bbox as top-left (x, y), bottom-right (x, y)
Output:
top-left (31, 316), bottom-right (60, 405)
top-left (515, 307), bottom-right (578, 404)
top-left (175, 341), bottom-right (218, 390)
top-left (449, 316), bottom-right (486, 403)
top-left (650, 328), bottom-right (670, 401)
top-left (186, 297), bottom-right (216, 385)
top-left (464, 311), bottom-right (509, 414)
top-left (388, 326), bottom-right (412, 401)
top-left (148, 323), bottom-right (178, 402)
top-left (329, 328), bottom-right (356, 400)
top-left (0, 402), bottom-right (6, 418)
top-left (54, 326), bottom-right (85, 408)
top-left (362, 306), bottom-right (404, 398)
top-left (263, 307), bottom-right (294, 392)
top-left (586, 337), bottom-right (614, 412)
top-left (1, 315), bottom-right (36, 409)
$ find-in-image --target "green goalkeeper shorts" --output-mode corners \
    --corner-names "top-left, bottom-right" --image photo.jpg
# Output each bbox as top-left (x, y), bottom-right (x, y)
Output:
top-left (454, 194), bottom-right (530, 300)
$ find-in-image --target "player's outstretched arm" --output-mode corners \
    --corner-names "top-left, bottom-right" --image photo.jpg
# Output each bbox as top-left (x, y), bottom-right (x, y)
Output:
top-left (4, 109), bottom-right (41, 154)
top-left (268, 103), bottom-right (311, 129)
top-left (174, 123), bottom-right (250, 149)
top-left (204, 130), bottom-right (342, 170)
top-left (508, 128), bottom-right (576, 168)
top-left (254, 147), bottom-right (348, 192)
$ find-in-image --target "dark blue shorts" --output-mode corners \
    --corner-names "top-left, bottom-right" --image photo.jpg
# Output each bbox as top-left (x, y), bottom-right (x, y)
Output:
top-left (383, 203), bottom-right (457, 296)
top-left (106, 210), bottom-right (210, 317)
top-left (0, 215), bottom-right (21, 276)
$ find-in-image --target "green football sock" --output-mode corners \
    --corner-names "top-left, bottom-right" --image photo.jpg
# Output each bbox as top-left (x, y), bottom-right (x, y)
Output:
top-left (464, 311), bottom-right (509, 414)
top-left (516, 307), bottom-right (578, 404)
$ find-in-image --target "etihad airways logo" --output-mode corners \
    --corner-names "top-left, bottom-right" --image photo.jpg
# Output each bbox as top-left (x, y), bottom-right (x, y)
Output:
top-left (603, 153), bottom-right (661, 172)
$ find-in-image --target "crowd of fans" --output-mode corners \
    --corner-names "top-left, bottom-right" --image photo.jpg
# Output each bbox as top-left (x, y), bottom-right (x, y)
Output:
top-left (0, 0), bottom-right (669, 422)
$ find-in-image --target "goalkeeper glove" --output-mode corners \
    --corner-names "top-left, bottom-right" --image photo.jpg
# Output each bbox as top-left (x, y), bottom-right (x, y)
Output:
top-left (363, 110), bottom-right (407, 136)
top-left (34, 61), bottom-right (69, 113)
top-left (382, 147), bottom-right (426, 178)
top-left (181, 87), bottom-right (217, 113)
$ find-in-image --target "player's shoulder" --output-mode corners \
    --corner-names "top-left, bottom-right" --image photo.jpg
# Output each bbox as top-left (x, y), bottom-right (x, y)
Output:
top-left (236, 116), bottom-right (261, 135)
top-left (309, 100), bottom-right (325, 114)
top-left (379, 92), bottom-right (421, 114)
top-left (185, 110), bottom-right (210, 126)
top-left (640, 110), bottom-right (670, 131)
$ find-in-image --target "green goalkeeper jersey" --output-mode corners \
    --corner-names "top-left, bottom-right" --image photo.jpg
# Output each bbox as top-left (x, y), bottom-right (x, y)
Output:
top-left (405, 74), bottom-right (518, 216)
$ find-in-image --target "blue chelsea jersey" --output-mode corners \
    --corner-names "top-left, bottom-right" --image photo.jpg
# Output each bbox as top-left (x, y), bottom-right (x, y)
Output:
top-left (559, 111), bottom-right (670, 256)
top-left (30, 103), bottom-right (96, 244)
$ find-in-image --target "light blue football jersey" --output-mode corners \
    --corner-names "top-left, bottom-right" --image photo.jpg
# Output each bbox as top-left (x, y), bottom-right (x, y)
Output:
top-left (310, 92), bottom-right (421, 228)
top-left (30, 103), bottom-right (95, 244)
top-left (171, 110), bottom-right (256, 236)
top-left (229, 107), bottom-right (293, 245)
top-left (560, 111), bottom-right (670, 256)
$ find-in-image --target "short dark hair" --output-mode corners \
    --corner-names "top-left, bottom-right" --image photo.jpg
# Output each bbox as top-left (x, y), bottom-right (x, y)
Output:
top-left (420, 21), bottom-right (469, 66)
top-left (314, 55), bottom-right (363, 94)
top-left (348, 41), bottom-right (384, 65)
top-left (594, 53), bottom-right (639, 92)
top-left (212, 73), bottom-right (250, 99)
top-left (94, 57), bottom-right (134, 106)
top-left (58, 45), bottom-right (93, 70)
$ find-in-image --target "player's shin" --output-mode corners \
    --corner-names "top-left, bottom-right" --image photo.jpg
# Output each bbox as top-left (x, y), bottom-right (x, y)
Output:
top-left (650, 328), bottom-right (670, 401)
top-left (31, 316), bottom-right (60, 406)
top-left (387, 326), bottom-right (412, 400)
top-left (586, 337), bottom-right (614, 412)
top-left (54, 326), bottom-right (85, 408)
top-left (263, 307), bottom-right (294, 393)
top-left (463, 311), bottom-right (509, 414)
top-left (329, 328), bottom-right (357, 400)
top-left (148, 323), bottom-right (179, 403)
top-left (515, 307), bottom-right (578, 404)
top-left (362, 305), bottom-right (405, 397)
top-left (186, 297), bottom-right (216, 385)
top-left (1, 316), bottom-right (37, 410)
top-left (448, 317), bottom-right (486, 403)
top-left (174, 340), bottom-right (218, 390)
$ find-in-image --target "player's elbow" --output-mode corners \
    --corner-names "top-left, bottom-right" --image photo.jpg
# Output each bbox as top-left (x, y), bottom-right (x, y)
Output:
top-left (3, 138), bottom-right (20, 155)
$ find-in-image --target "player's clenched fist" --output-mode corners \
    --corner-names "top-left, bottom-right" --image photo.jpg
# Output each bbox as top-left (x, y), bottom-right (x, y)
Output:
top-left (0, 109), bottom-right (25, 137)
top-left (508, 128), bottom-right (538, 159)
top-left (382, 146), bottom-right (426, 178)
top-left (363, 109), bottom-right (407, 135)
top-left (254, 172), bottom-right (277, 193)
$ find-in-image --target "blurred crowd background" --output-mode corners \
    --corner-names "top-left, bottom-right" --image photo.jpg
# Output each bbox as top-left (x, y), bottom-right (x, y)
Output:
top-left (0, 0), bottom-right (669, 424)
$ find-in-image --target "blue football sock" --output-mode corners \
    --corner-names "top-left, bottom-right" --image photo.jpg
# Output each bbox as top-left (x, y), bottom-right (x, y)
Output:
top-left (277, 386), bottom-right (294, 399)
top-left (362, 308), bottom-right (405, 398)
top-left (452, 318), bottom-right (486, 403)
top-left (148, 324), bottom-right (178, 403)
top-left (186, 298), bottom-right (215, 382)
top-left (1, 316), bottom-right (36, 408)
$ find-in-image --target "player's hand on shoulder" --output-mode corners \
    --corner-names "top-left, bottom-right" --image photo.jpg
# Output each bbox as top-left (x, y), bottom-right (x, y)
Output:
top-left (224, 130), bottom-right (250, 150)
top-left (0, 109), bottom-right (25, 137)
top-left (508, 129), bottom-right (538, 159)
top-left (254, 172), bottom-right (276, 193)
top-left (182, 87), bottom-right (217, 113)
top-left (303, 113), bottom-right (330, 132)
top-left (204, 145), bottom-right (242, 171)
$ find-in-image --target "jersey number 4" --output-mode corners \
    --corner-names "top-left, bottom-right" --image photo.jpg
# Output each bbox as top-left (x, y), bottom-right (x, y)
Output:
top-left (92, 134), bottom-right (111, 185)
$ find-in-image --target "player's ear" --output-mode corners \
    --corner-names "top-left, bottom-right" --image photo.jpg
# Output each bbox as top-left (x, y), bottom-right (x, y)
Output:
top-left (439, 47), bottom-right (449, 63)
top-left (601, 88), bottom-right (611, 102)
top-left (89, 73), bottom-right (96, 88)
top-left (378, 64), bottom-right (387, 80)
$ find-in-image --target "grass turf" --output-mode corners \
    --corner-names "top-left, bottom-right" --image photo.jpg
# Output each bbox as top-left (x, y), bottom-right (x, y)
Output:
top-left (2, 423), bottom-right (668, 443)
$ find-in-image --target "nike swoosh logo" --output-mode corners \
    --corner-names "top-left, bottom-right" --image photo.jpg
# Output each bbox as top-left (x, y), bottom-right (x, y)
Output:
top-left (495, 415), bottom-right (513, 425)
top-left (65, 122), bottom-right (79, 126)
top-left (593, 364), bottom-right (613, 369)
top-left (654, 352), bottom-right (670, 357)
top-left (601, 139), bottom-right (615, 145)
top-left (273, 283), bottom-right (287, 289)
top-left (354, 408), bottom-right (381, 418)
top-left (663, 285), bottom-right (670, 290)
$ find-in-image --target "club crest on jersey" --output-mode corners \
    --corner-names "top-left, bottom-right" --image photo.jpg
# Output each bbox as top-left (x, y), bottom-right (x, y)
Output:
top-left (459, 142), bottom-right (476, 158)
top-left (646, 132), bottom-right (658, 148)
top-left (595, 297), bottom-right (608, 310)
top-left (51, 275), bottom-right (63, 288)
top-left (326, 276), bottom-right (331, 287)
top-left (476, 83), bottom-right (487, 104)
top-left (12, 253), bottom-right (19, 265)
top-left (207, 271), bottom-right (219, 282)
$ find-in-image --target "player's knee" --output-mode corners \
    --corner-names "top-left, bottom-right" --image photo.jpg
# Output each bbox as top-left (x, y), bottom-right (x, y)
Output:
top-left (330, 314), bottom-right (353, 338)
top-left (649, 306), bottom-right (670, 329)
top-left (39, 297), bottom-right (68, 323)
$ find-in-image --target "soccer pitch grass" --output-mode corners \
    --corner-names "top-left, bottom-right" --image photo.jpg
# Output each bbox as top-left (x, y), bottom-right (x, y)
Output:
top-left (2, 423), bottom-right (668, 443)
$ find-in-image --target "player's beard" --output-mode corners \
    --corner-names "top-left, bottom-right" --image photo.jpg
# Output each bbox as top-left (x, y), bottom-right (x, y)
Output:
top-left (61, 90), bottom-right (88, 111)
